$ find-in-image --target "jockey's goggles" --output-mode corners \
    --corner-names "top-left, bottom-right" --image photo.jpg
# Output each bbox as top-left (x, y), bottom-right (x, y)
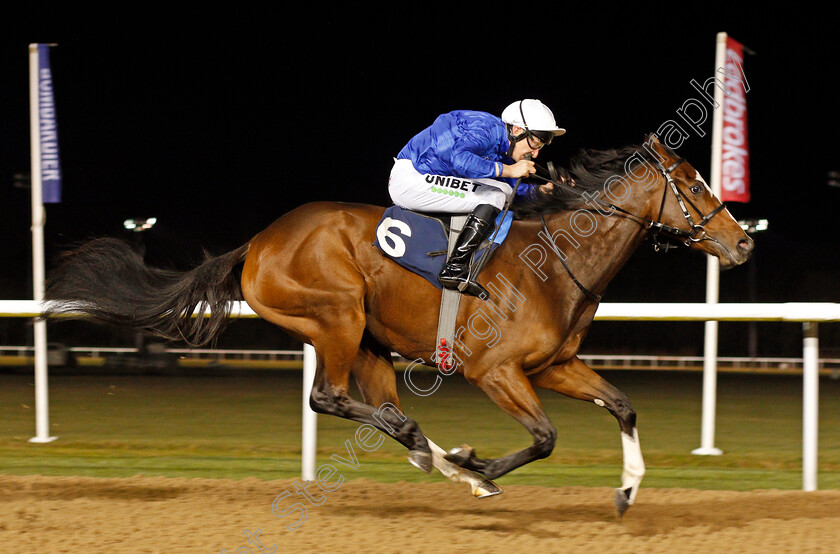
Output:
top-left (525, 131), bottom-right (552, 150)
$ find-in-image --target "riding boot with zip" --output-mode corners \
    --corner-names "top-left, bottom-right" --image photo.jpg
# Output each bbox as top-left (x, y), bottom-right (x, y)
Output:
top-left (438, 204), bottom-right (499, 298)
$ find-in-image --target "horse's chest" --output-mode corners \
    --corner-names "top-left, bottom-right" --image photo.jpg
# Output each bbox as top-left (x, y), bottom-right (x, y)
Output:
top-left (541, 306), bottom-right (598, 366)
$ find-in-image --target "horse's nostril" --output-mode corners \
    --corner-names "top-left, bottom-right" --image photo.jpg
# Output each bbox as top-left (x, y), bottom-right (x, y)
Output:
top-left (738, 239), bottom-right (753, 252)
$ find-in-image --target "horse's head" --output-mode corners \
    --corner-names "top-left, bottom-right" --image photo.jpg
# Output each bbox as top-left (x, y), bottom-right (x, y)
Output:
top-left (643, 136), bottom-right (753, 268)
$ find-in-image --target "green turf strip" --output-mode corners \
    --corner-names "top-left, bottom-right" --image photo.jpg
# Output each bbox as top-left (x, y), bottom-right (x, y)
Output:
top-left (1, 370), bottom-right (838, 490)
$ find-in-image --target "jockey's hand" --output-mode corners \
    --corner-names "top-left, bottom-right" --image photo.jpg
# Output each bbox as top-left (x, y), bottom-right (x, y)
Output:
top-left (502, 159), bottom-right (536, 179)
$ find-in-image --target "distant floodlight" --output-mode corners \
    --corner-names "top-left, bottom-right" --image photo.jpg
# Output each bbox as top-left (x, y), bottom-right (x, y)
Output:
top-left (738, 218), bottom-right (769, 233)
top-left (124, 217), bottom-right (157, 232)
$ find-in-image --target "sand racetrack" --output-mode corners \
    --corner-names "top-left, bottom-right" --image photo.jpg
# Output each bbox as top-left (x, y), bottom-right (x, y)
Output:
top-left (1, 475), bottom-right (838, 552)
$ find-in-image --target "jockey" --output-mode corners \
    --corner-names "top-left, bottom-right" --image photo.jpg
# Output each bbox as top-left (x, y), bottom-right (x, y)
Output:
top-left (389, 99), bottom-right (565, 297)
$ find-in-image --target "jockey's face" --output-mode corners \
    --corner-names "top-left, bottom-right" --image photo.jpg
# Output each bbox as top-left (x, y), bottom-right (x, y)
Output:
top-left (510, 126), bottom-right (544, 160)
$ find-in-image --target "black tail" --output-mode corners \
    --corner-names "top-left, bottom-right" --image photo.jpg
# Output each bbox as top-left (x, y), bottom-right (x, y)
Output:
top-left (45, 237), bottom-right (250, 346)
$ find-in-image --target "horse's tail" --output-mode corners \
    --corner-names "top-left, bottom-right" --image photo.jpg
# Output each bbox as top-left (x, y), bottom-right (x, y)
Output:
top-left (45, 237), bottom-right (250, 346)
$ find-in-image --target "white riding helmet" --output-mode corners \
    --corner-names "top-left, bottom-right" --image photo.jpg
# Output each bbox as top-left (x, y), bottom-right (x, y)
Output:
top-left (501, 99), bottom-right (566, 138)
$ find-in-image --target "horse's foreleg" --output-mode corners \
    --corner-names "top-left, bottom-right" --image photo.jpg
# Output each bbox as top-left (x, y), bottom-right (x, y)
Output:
top-left (529, 356), bottom-right (645, 516)
top-left (427, 438), bottom-right (503, 498)
top-left (350, 336), bottom-right (501, 497)
top-left (447, 364), bottom-right (557, 480)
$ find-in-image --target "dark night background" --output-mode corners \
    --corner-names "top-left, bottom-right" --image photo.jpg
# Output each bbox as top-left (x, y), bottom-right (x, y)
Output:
top-left (1, 7), bottom-right (838, 357)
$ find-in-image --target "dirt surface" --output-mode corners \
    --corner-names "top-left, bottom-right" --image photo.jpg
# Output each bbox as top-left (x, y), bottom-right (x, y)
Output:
top-left (1, 474), bottom-right (838, 553)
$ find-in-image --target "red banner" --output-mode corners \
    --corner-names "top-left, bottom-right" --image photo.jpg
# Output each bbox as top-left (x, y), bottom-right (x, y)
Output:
top-left (720, 36), bottom-right (750, 203)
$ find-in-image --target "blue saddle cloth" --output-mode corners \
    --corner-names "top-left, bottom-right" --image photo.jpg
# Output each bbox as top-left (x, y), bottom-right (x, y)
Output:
top-left (372, 205), bottom-right (513, 289)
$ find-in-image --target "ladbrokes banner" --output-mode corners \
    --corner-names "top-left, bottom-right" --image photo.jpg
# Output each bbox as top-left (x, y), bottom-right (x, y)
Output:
top-left (721, 36), bottom-right (749, 203)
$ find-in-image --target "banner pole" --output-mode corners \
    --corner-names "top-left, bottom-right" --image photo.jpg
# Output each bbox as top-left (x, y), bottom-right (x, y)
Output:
top-left (693, 32), bottom-right (728, 456)
top-left (28, 44), bottom-right (57, 444)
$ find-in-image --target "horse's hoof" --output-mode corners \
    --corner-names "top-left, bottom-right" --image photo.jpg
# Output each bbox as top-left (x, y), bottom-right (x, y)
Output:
top-left (445, 444), bottom-right (475, 466)
top-left (614, 487), bottom-right (633, 518)
top-left (472, 479), bottom-right (503, 499)
top-left (408, 450), bottom-right (432, 474)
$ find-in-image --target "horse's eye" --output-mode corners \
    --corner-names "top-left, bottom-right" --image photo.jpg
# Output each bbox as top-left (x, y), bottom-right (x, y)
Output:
top-left (690, 185), bottom-right (702, 194)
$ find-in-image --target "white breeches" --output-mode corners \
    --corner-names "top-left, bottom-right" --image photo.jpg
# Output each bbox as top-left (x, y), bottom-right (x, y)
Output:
top-left (388, 159), bottom-right (511, 213)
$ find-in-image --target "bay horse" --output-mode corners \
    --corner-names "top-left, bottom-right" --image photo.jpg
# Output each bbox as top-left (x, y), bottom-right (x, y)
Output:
top-left (45, 135), bottom-right (752, 516)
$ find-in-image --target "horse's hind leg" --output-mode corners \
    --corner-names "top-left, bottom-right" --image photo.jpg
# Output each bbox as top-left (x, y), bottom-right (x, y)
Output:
top-left (350, 335), bottom-right (502, 498)
top-left (244, 292), bottom-right (432, 471)
top-left (308, 320), bottom-right (432, 472)
top-left (529, 355), bottom-right (645, 516)
top-left (239, 211), bottom-right (433, 470)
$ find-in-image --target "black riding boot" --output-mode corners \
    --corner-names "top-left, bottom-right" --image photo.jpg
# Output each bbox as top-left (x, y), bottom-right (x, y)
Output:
top-left (438, 204), bottom-right (500, 298)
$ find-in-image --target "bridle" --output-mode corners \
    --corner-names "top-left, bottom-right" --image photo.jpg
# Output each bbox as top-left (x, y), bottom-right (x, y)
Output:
top-left (533, 155), bottom-right (728, 301)
top-left (646, 157), bottom-right (727, 251)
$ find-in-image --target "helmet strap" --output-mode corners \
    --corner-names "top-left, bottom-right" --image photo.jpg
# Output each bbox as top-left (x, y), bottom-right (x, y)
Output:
top-left (506, 124), bottom-right (528, 158)
top-left (506, 123), bottom-right (538, 158)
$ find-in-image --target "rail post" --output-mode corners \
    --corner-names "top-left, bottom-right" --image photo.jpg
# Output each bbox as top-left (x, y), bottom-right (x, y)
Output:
top-left (802, 321), bottom-right (819, 491)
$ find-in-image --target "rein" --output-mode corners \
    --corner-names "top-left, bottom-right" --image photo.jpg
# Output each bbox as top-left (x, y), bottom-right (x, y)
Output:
top-left (537, 212), bottom-right (603, 303)
top-left (530, 156), bottom-right (728, 300)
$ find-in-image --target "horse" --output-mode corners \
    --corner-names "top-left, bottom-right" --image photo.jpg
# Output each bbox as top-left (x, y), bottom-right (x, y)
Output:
top-left (45, 135), bottom-right (753, 516)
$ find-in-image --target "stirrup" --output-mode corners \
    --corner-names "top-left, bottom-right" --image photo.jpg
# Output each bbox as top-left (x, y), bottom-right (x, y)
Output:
top-left (440, 265), bottom-right (489, 299)
top-left (457, 278), bottom-right (489, 299)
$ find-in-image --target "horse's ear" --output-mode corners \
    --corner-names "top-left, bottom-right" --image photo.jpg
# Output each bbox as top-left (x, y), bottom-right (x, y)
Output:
top-left (643, 133), bottom-right (673, 165)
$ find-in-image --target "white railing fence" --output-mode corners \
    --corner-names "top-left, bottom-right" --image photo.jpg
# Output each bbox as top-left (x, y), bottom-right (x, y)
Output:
top-left (4, 345), bottom-right (840, 375)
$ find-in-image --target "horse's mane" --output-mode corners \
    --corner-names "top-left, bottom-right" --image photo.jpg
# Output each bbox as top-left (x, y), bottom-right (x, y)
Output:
top-left (513, 143), bottom-right (652, 218)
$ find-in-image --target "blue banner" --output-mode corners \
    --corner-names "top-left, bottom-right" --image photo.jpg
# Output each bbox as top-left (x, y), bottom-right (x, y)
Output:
top-left (36, 44), bottom-right (61, 203)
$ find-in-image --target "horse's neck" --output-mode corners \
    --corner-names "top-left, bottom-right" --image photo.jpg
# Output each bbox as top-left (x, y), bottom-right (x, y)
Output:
top-left (540, 207), bottom-right (649, 297)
